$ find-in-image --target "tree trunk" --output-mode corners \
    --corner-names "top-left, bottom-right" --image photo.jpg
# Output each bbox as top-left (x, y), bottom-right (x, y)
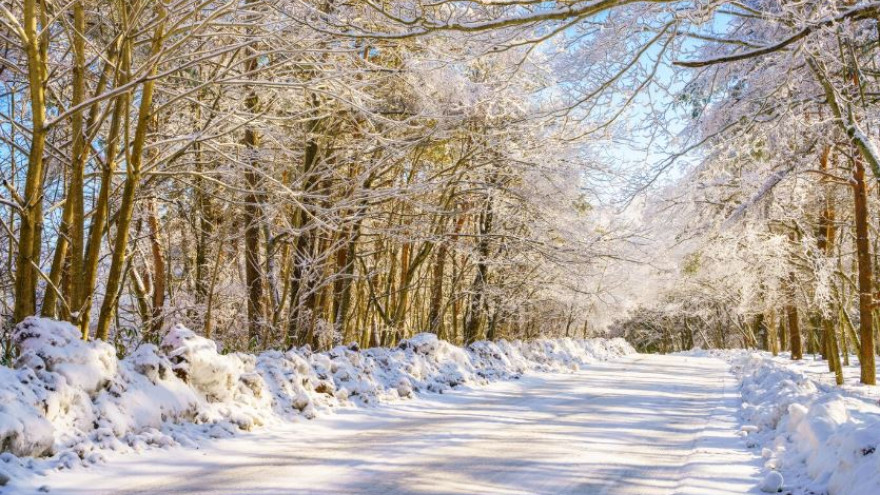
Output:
top-left (287, 98), bottom-right (321, 346)
top-left (75, 40), bottom-right (124, 338)
top-left (428, 248), bottom-right (447, 335)
top-left (817, 145), bottom-right (844, 381)
top-left (147, 200), bottom-right (166, 337)
top-left (241, 8), bottom-right (266, 346)
top-left (824, 317), bottom-right (844, 385)
top-left (243, 144), bottom-right (265, 346)
top-left (96, 8), bottom-right (165, 341)
top-left (852, 154), bottom-right (876, 384)
top-left (13, 0), bottom-right (49, 323)
top-left (778, 306), bottom-right (788, 352)
top-left (66, 0), bottom-right (88, 324)
top-left (203, 235), bottom-right (225, 340)
top-left (765, 310), bottom-right (779, 356)
top-left (464, 194), bottom-right (493, 345)
top-left (786, 302), bottom-right (803, 360)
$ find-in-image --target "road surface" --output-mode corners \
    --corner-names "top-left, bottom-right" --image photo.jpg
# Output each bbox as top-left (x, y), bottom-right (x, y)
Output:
top-left (21, 354), bottom-right (761, 495)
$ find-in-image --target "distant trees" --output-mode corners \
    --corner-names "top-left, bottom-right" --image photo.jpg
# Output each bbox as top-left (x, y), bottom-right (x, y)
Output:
top-left (613, 1), bottom-right (880, 385)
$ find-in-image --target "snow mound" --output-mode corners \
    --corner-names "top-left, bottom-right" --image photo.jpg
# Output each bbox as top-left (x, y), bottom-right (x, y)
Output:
top-left (0, 317), bottom-right (634, 487)
top-left (15, 316), bottom-right (117, 395)
top-left (160, 325), bottom-right (249, 403)
top-left (0, 366), bottom-right (54, 457)
top-left (759, 471), bottom-right (783, 493)
top-left (733, 354), bottom-right (880, 495)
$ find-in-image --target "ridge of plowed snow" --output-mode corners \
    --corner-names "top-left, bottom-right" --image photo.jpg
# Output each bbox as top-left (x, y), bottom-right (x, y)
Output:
top-left (682, 349), bottom-right (880, 495)
top-left (14, 354), bottom-right (762, 495)
top-left (0, 316), bottom-right (633, 489)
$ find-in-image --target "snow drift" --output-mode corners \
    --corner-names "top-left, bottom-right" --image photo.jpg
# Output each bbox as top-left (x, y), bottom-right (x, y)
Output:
top-left (0, 317), bottom-right (633, 482)
top-left (735, 354), bottom-right (880, 495)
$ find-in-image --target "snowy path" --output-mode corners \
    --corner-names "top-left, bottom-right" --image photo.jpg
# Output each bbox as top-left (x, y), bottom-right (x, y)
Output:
top-left (21, 354), bottom-right (761, 495)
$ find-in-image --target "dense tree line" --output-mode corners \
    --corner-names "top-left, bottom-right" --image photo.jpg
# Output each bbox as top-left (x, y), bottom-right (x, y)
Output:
top-left (613, 1), bottom-right (880, 385)
top-left (3, 0), bottom-right (880, 388)
top-left (0, 0), bottom-right (635, 359)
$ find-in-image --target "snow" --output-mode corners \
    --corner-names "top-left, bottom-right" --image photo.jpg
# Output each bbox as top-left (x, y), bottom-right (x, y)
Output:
top-left (9, 354), bottom-right (762, 495)
top-left (759, 471), bottom-right (784, 493)
top-left (681, 348), bottom-right (880, 495)
top-left (8, 315), bottom-right (871, 495)
top-left (0, 367), bottom-right (54, 459)
top-left (0, 316), bottom-right (634, 492)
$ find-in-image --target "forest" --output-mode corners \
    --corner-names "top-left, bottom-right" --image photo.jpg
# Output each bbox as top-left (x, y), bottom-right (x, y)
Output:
top-left (2, 1), bottom-right (880, 494)
top-left (1, 0), bottom-right (879, 382)
top-left (0, 0), bottom-right (631, 361)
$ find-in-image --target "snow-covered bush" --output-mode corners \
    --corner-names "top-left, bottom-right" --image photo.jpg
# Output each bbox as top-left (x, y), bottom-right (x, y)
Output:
top-left (735, 355), bottom-right (880, 495)
top-left (160, 325), bottom-right (245, 402)
top-left (0, 366), bottom-right (55, 457)
top-left (0, 317), bottom-right (634, 482)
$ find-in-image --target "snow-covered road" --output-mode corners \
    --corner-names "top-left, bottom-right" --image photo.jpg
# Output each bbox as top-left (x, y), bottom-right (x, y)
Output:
top-left (21, 354), bottom-right (761, 495)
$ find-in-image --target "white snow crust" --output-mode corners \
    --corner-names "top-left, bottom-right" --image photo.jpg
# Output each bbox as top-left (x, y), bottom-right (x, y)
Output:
top-left (683, 348), bottom-right (880, 495)
top-left (0, 317), bottom-right (633, 488)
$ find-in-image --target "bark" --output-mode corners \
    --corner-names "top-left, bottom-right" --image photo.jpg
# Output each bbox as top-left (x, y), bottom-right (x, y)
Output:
top-left (766, 309), bottom-right (779, 356)
top-left (265, 225), bottom-right (282, 324)
top-left (147, 200), bottom-right (166, 337)
top-left (42, 180), bottom-right (73, 319)
top-left (786, 229), bottom-right (803, 360)
top-left (332, 200), bottom-right (366, 341)
top-left (428, 248), bottom-right (447, 335)
top-left (429, 212), bottom-right (466, 338)
top-left (193, 93), bottom-right (212, 311)
top-left (840, 301), bottom-right (851, 367)
top-left (14, 0), bottom-right (49, 323)
top-left (242, 2), bottom-right (266, 345)
top-left (203, 237), bottom-right (225, 340)
top-left (824, 317), bottom-right (844, 385)
top-left (778, 307), bottom-right (788, 352)
top-left (786, 301), bottom-right (803, 360)
top-left (66, 0), bottom-right (88, 321)
top-left (96, 8), bottom-right (166, 341)
top-left (753, 313), bottom-right (766, 350)
top-left (79, 45), bottom-right (128, 339)
top-left (852, 154), bottom-right (877, 384)
top-left (287, 96), bottom-right (321, 346)
top-left (243, 142), bottom-right (265, 345)
top-left (130, 265), bottom-right (152, 328)
top-left (817, 145), bottom-right (844, 382)
top-left (392, 241), bottom-right (412, 341)
top-left (464, 194), bottom-right (493, 345)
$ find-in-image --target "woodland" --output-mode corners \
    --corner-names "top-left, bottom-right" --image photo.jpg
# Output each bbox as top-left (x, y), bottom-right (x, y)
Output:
top-left (0, 0), bottom-right (879, 386)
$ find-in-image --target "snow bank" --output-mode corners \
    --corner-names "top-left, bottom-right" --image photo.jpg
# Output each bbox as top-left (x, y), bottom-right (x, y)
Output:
top-left (733, 354), bottom-right (880, 495)
top-left (0, 317), bottom-right (633, 485)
